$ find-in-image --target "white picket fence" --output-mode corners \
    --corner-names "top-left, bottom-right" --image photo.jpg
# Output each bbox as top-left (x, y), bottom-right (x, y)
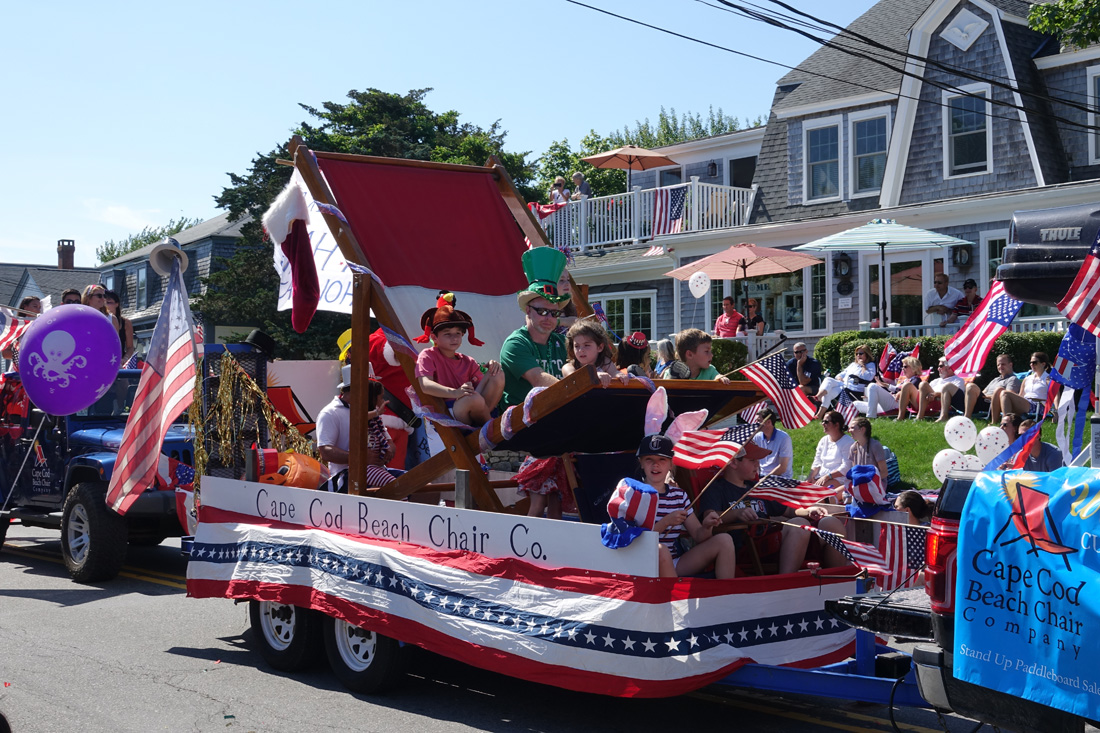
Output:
top-left (876, 315), bottom-right (1067, 339)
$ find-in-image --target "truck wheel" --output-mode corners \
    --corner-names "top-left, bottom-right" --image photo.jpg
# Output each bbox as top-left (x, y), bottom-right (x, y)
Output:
top-left (323, 616), bottom-right (402, 694)
top-left (248, 600), bottom-right (320, 672)
top-left (61, 482), bottom-right (129, 582)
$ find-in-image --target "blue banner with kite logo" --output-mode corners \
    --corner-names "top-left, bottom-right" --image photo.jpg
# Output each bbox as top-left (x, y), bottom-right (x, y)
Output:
top-left (956, 467), bottom-right (1100, 720)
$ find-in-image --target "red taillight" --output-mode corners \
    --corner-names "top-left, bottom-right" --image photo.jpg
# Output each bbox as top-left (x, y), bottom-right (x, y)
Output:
top-left (926, 517), bottom-right (959, 613)
top-left (926, 532), bottom-right (941, 568)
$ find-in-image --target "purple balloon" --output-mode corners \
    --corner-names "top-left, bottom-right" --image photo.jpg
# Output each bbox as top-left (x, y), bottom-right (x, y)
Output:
top-left (19, 305), bottom-right (122, 416)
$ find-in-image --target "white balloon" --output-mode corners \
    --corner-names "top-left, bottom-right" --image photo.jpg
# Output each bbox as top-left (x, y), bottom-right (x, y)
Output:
top-left (963, 454), bottom-right (985, 471)
top-left (944, 416), bottom-right (978, 452)
top-left (688, 271), bottom-right (711, 299)
top-left (932, 449), bottom-right (965, 484)
top-left (975, 426), bottom-right (1010, 465)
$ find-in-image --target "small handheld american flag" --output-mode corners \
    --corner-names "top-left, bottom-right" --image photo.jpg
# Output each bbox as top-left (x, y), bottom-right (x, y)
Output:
top-left (673, 423), bottom-right (759, 471)
top-left (740, 353), bottom-right (816, 429)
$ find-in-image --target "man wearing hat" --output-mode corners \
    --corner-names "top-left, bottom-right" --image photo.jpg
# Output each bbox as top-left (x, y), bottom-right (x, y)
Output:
top-left (500, 248), bottom-right (572, 407)
top-left (698, 442), bottom-right (846, 574)
top-left (953, 278), bottom-right (983, 321)
top-left (317, 364), bottom-right (354, 478)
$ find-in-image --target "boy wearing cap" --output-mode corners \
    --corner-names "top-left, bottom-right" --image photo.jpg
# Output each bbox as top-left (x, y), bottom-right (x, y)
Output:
top-left (414, 292), bottom-right (503, 427)
top-left (953, 279), bottom-right (983, 321)
top-left (699, 441), bottom-right (846, 574)
top-left (635, 435), bottom-right (737, 579)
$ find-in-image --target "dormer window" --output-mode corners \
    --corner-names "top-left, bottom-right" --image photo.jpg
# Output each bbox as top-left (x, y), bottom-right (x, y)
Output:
top-left (849, 107), bottom-right (891, 197)
top-left (803, 115), bottom-right (842, 203)
top-left (136, 266), bottom-right (148, 310)
top-left (942, 83), bottom-right (992, 178)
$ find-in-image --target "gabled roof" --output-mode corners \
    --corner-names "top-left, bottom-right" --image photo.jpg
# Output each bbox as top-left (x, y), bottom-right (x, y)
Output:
top-left (0, 263), bottom-right (32, 307)
top-left (21, 267), bottom-right (101, 301)
top-left (98, 212), bottom-right (249, 268)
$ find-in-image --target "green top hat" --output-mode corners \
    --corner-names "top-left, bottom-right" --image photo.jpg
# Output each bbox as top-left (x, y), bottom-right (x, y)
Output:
top-left (517, 247), bottom-right (571, 310)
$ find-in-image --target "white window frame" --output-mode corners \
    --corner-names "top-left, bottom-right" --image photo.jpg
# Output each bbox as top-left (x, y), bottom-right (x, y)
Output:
top-left (592, 289), bottom-right (658, 340)
top-left (1088, 65), bottom-right (1100, 165)
top-left (942, 82), bottom-right (993, 180)
top-left (802, 114), bottom-right (844, 204)
top-left (848, 106), bottom-right (891, 198)
top-left (980, 228), bottom-right (1010, 287)
top-left (651, 164), bottom-right (685, 189)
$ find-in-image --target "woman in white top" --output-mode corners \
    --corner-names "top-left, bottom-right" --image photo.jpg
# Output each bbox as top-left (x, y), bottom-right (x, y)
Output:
top-left (808, 410), bottom-right (855, 495)
top-left (814, 344), bottom-right (877, 419)
top-left (989, 351), bottom-right (1052, 423)
top-left (858, 356), bottom-right (922, 418)
top-left (549, 176), bottom-right (571, 204)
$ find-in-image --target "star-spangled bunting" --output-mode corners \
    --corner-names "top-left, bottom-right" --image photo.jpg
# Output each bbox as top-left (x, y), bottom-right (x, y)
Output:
top-left (748, 475), bottom-right (836, 509)
top-left (878, 523), bottom-right (928, 591)
top-left (1056, 231), bottom-right (1100, 338)
top-left (943, 281), bottom-right (1022, 378)
top-left (653, 187), bottom-right (686, 236)
top-left (673, 423), bottom-right (759, 471)
top-left (1052, 323), bottom-right (1096, 390)
top-left (740, 353), bottom-right (816, 429)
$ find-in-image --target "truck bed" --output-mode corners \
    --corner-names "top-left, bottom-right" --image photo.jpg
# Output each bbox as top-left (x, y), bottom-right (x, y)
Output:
top-left (825, 587), bottom-right (933, 641)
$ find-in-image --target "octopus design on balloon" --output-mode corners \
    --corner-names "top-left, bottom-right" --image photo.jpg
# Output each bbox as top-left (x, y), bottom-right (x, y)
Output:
top-left (26, 331), bottom-right (88, 388)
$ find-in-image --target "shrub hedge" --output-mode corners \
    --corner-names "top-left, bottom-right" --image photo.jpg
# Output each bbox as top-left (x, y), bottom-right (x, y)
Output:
top-left (711, 338), bottom-right (749, 379)
top-left (813, 329), bottom-right (1065, 382)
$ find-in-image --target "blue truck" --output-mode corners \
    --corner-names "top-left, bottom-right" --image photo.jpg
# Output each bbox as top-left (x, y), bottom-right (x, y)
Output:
top-left (0, 369), bottom-right (192, 582)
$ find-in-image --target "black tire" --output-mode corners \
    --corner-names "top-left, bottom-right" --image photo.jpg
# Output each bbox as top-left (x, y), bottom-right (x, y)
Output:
top-left (248, 600), bottom-right (321, 672)
top-left (322, 615), bottom-right (402, 694)
top-left (127, 534), bottom-right (168, 547)
top-left (60, 482), bottom-right (129, 583)
top-left (0, 516), bottom-right (9, 551)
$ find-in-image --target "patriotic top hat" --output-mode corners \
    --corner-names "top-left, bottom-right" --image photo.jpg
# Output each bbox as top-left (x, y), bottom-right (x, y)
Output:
top-left (601, 477), bottom-right (659, 549)
top-left (846, 464), bottom-right (886, 505)
top-left (517, 247), bottom-right (571, 310)
top-left (414, 291), bottom-right (484, 346)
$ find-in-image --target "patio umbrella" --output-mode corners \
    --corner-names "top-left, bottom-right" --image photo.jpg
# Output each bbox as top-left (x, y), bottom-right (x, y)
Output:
top-left (665, 242), bottom-right (824, 306)
top-left (793, 219), bottom-right (972, 324)
top-left (582, 145), bottom-right (678, 192)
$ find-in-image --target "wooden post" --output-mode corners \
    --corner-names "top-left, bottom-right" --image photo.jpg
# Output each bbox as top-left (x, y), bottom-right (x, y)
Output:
top-left (347, 273), bottom-right (372, 496)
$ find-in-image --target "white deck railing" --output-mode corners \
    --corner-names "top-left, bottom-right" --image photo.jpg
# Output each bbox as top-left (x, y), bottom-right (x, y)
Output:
top-left (875, 315), bottom-right (1067, 339)
top-left (538, 177), bottom-right (757, 253)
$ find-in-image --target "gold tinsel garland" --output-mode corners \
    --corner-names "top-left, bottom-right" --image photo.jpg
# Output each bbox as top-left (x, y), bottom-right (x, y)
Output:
top-left (186, 351), bottom-right (317, 491)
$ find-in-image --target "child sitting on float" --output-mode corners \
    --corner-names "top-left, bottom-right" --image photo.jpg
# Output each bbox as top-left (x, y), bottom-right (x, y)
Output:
top-left (622, 435), bottom-right (737, 579)
top-left (560, 321), bottom-right (628, 387)
top-left (615, 331), bottom-right (653, 378)
top-left (414, 291), bottom-right (504, 427)
top-left (365, 377), bottom-right (401, 488)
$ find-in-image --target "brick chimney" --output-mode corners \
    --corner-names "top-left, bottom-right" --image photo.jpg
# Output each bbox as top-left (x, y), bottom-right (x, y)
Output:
top-left (57, 239), bottom-right (75, 270)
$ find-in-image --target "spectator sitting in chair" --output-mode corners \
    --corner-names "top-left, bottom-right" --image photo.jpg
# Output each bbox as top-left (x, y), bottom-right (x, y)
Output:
top-left (862, 356), bottom-right (921, 418)
top-left (1016, 419), bottom-right (1064, 472)
top-left (814, 344), bottom-right (876, 418)
top-left (751, 408), bottom-right (793, 479)
top-left (988, 351), bottom-right (1052, 424)
top-left (808, 410), bottom-right (855, 492)
top-left (786, 342), bottom-right (822, 397)
top-left (698, 441), bottom-right (847, 575)
top-left (915, 358), bottom-right (965, 422)
top-left (962, 353), bottom-right (1020, 419)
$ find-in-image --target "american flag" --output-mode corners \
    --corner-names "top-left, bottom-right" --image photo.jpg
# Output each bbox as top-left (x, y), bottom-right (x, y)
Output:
top-left (673, 423), bottom-right (759, 471)
top-left (881, 343), bottom-right (920, 381)
top-left (591, 302), bottom-right (608, 325)
top-left (741, 353), bottom-right (816, 429)
top-left (806, 527), bottom-right (889, 575)
top-left (877, 523), bottom-right (928, 591)
top-left (156, 454), bottom-right (195, 491)
top-left (748, 475), bottom-right (836, 509)
top-left (106, 258), bottom-right (197, 515)
top-left (738, 400), bottom-right (766, 424)
top-left (192, 310), bottom-right (205, 357)
top-left (652, 187), bottom-right (686, 236)
top-left (943, 281), bottom-right (1022, 378)
top-left (0, 306), bottom-right (33, 354)
top-left (1056, 230), bottom-right (1100, 338)
top-left (527, 201), bottom-right (568, 220)
top-left (877, 343), bottom-right (896, 373)
top-left (835, 390), bottom-right (859, 425)
top-left (642, 244), bottom-right (666, 257)
top-left (1052, 323), bottom-right (1096, 390)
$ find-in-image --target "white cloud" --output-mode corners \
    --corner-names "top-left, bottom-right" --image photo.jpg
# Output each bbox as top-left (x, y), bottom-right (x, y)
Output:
top-left (82, 199), bottom-right (163, 232)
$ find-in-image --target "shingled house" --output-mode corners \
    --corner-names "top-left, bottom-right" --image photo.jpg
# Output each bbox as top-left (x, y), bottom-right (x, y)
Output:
top-left (558, 0), bottom-right (1099, 346)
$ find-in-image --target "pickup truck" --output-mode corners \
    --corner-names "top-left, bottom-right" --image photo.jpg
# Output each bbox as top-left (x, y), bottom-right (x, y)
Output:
top-left (0, 369), bottom-right (191, 582)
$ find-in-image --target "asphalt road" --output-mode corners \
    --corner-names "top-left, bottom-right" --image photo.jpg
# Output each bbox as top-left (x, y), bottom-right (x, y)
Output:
top-left (0, 522), bottom-right (992, 733)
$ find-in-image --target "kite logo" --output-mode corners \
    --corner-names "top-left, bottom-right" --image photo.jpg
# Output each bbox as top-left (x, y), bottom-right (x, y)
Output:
top-left (994, 473), bottom-right (1076, 570)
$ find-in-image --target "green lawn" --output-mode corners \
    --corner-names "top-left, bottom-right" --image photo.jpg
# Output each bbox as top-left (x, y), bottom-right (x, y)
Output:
top-left (786, 417), bottom-right (1092, 491)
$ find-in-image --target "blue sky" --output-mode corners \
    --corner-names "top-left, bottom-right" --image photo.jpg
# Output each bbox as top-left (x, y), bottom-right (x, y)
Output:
top-left (0, 0), bottom-right (875, 269)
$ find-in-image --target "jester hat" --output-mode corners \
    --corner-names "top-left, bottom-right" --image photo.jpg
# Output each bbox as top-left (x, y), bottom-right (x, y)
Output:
top-left (415, 291), bottom-right (484, 346)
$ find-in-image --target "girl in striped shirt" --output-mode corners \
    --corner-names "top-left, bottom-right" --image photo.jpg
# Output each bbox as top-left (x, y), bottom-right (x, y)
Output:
top-left (635, 435), bottom-right (738, 579)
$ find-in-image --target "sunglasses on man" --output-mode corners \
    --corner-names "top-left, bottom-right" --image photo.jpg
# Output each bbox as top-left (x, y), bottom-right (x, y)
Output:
top-left (528, 306), bottom-right (564, 318)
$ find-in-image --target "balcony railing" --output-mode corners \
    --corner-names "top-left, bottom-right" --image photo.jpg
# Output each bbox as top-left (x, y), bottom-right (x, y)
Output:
top-left (538, 177), bottom-right (757, 253)
top-left (874, 315), bottom-right (1067, 339)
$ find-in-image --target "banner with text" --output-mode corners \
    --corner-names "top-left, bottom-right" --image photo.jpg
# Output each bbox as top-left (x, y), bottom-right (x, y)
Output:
top-left (955, 467), bottom-right (1100, 720)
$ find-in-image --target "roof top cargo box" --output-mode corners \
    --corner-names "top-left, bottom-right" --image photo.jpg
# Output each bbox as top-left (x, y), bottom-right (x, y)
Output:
top-left (997, 202), bottom-right (1100, 307)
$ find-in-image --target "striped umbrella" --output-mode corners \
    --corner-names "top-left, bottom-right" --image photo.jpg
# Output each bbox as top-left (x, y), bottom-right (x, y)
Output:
top-left (794, 219), bottom-right (972, 323)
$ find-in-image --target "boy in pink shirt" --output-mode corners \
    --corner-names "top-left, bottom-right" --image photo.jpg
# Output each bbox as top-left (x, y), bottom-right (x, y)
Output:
top-left (414, 292), bottom-right (504, 427)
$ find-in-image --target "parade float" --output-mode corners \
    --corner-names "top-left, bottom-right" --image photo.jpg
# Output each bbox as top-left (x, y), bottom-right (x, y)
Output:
top-left (185, 137), bottom-right (928, 705)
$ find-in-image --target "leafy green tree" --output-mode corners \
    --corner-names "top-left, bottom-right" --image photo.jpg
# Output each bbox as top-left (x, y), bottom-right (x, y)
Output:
top-left (198, 88), bottom-right (537, 360)
top-left (1029, 0), bottom-right (1100, 50)
top-left (97, 216), bottom-right (202, 264)
top-left (535, 106), bottom-right (762, 200)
